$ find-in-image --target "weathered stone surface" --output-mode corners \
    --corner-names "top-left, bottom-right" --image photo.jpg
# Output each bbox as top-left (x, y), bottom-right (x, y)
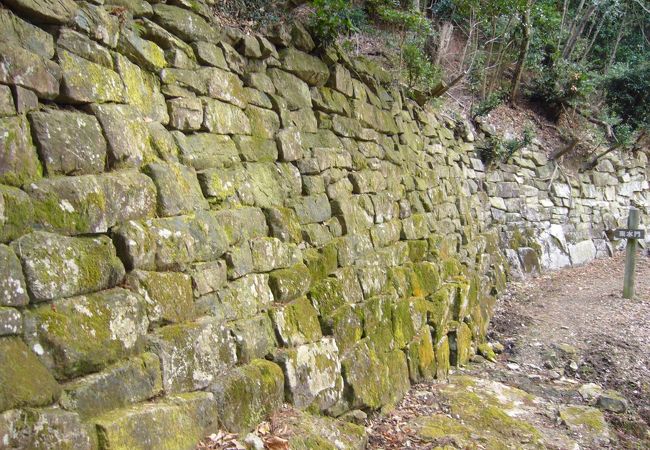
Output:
top-left (90, 103), bottom-right (155, 169)
top-left (13, 232), bottom-right (125, 301)
top-left (0, 9), bottom-right (55, 58)
top-left (268, 68), bottom-right (312, 110)
top-left (559, 405), bottom-right (609, 443)
top-left (175, 132), bottom-right (239, 170)
top-left (115, 53), bottom-right (169, 123)
top-left (58, 50), bottom-right (125, 103)
top-left (117, 26), bottom-right (166, 71)
top-left (328, 64), bottom-right (354, 97)
top-left (26, 170), bottom-right (156, 235)
top-left (596, 390), bottom-right (628, 413)
top-left (126, 270), bottom-right (194, 326)
top-left (271, 296), bottom-right (323, 347)
top-left (161, 67), bottom-right (246, 108)
top-left (212, 207), bottom-right (268, 245)
top-left (29, 109), bottom-right (106, 176)
top-left (279, 408), bottom-right (368, 450)
top-left (0, 307), bottom-right (22, 336)
top-left (275, 337), bottom-right (343, 411)
top-left (189, 260), bottom-right (227, 298)
top-left (94, 392), bottom-right (219, 450)
top-left (153, 4), bottom-right (219, 43)
top-left (279, 47), bottom-right (330, 86)
top-left (342, 338), bottom-right (410, 411)
top-left (246, 105), bottom-right (280, 139)
top-left (0, 115), bottom-right (42, 187)
top-left (148, 122), bottom-right (180, 162)
top-left (227, 314), bottom-right (277, 363)
top-left (233, 135), bottom-right (278, 162)
top-left (276, 127), bottom-right (303, 162)
top-left (0, 407), bottom-right (94, 450)
top-left (192, 41), bottom-right (228, 68)
top-left (168, 96), bottom-right (203, 131)
top-left (250, 237), bottom-right (300, 272)
top-left (56, 28), bottom-right (115, 69)
top-left (202, 98), bottom-right (251, 135)
top-left (105, 0), bottom-right (153, 17)
top-left (25, 288), bottom-right (148, 379)
top-left (113, 212), bottom-right (229, 271)
top-left (264, 207), bottom-right (302, 243)
top-left (4, 0), bottom-right (76, 24)
top-left (0, 86), bottom-right (15, 117)
top-left (0, 42), bottom-right (59, 100)
top-left (0, 185), bottom-right (33, 243)
top-left (60, 352), bottom-right (162, 418)
top-left (147, 317), bottom-right (237, 393)
top-left (144, 162), bottom-right (208, 216)
top-left (209, 359), bottom-right (284, 433)
top-left (569, 240), bottom-right (597, 266)
top-left (0, 245), bottom-right (28, 307)
top-left (269, 263), bottom-right (312, 303)
top-left (71, 2), bottom-right (119, 47)
top-left (287, 194), bottom-right (332, 224)
top-left (0, 337), bottom-right (60, 411)
top-left (199, 273), bottom-right (273, 321)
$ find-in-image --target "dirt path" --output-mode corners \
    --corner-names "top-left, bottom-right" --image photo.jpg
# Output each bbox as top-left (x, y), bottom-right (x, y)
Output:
top-left (368, 251), bottom-right (650, 449)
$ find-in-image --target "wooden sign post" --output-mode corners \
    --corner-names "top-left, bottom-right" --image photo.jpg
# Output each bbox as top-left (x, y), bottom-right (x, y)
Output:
top-left (617, 207), bottom-right (642, 299)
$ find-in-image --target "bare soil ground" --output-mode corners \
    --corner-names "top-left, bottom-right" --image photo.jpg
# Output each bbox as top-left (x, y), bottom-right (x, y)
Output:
top-left (368, 251), bottom-right (650, 449)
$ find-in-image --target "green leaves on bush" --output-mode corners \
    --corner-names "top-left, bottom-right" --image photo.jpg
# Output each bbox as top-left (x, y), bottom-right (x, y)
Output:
top-left (309, 0), bottom-right (365, 46)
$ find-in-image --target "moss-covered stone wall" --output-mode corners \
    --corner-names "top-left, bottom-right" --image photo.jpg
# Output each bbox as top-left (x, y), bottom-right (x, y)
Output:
top-left (0, 1), bottom-right (646, 448)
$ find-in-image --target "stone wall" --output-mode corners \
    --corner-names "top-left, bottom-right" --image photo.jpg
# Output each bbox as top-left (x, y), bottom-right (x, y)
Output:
top-left (0, 1), bottom-right (647, 448)
top-left (478, 146), bottom-right (649, 275)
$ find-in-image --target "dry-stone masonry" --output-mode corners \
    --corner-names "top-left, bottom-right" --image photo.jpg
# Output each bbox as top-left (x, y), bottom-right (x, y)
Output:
top-left (0, 1), bottom-right (648, 448)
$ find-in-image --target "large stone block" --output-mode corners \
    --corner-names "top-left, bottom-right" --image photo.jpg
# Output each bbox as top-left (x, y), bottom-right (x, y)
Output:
top-left (274, 337), bottom-right (343, 411)
top-left (202, 98), bottom-right (251, 134)
top-left (115, 53), bottom-right (168, 124)
top-left (0, 9), bottom-right (55, 58)
top-left (24, 288), bottom-right (149, 379)
top-left (226, 314), bottom-right (277, 363)
top-left (270, 296), bottom-right (323, 347)
top-left (233, 135), bottom-right (278, 162)
top-left (0, 337), bottom-right (60, 411)
top-left (160, 67), bottom-right (246, 108)
top-left (57, 27), bottom-right (113, 68)
top-left (113, 212), bottom-right (229, 271)
top-left (212, 207), bottom-right (268, 245)
top-left (341, 338), bottom-right (410, 411)
top-left (126, 271), bottom-right (194, 326)
top-left (250, 237), bottom-right (301, 272)
top-left (268, 68), bottom-right (312, 110)
top-left (58, 50), bottom-right (125, 103)
top-left (0, 244), bottom-right (29, 307)
top-left (0, 307), bottom-right (22, 336)
top-left (167, 96), bottom-right (203, 131)
top-left (0, 407), bottom-right (94, 450)
top-left (71, 2), bottom-right (119, 47)
top-left (90, 103), bottom-right (155, 169)
top-left (144, 162), bottom-right (208, 216)
top-left (0, 115), bottom-right (42, 187)
top-left (60, 352), bottom-right (162, 418)
top-left (278, 47), bottom-right (330, 86)
top-left (147, 317), bottom-right (237, 393)
top-left (26, 170), bottom-right (156, 235)
top-left (200, 273), bottom-right (274, 321)
top-left (246, 105), bottom-right (280, 139)
top-left (153, 4), bottom-right (220, 43)
top-left (0, 42), bottom-right (59, 100)
top-left (13, 232), bottom-right (125, 301)
top-left (268, 263), bottom-right (312, 303)
top-left (209, 359), bottom-right (284, 433)
top-left (175, 132), bottom-right (239, 170)
top-left (287, 193), bottom-right (332, 225)
top-left (29, 109), bottom-right (106, 176)
top-left (117, 26), bottom-right (166, 71)
top-left (94, 392), bottom-right (219, 450)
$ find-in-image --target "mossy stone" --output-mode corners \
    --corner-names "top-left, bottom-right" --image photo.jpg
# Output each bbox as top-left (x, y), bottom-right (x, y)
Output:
top-left (269, 263), bottom-right (312, 303)
top-left (284, 408), bottom-right (368, 450)
top-left (0, 42), bottom-right (60, 100)
top-left (94, 391), bottom-right (219, 450)
top-left (0, 244), bottom-right (29, 307)
top-left (0, 115), bottom-right (42, 187)
top-left (407, 326), bottom-right (436, 382)
top-left (0, 336), bottom-right (61, 411)
top-left (57, 49), bottom-right (125, 103)
top-left (226, 314), bottom-right (277, 363)
top-left (144, 161), bottom-right (208, 217)
top-left (271, 296), bottom-right (323, 347)
top-left (60, 353), bottom-right (162, 418)
top-left (13, 231), bottom-right (125, 301)
top-left (24, 288), bottom-right (149, 380)
top-left (321, 303), bottom-right (363, 355)
top-left (209, 359), bottom-right (284, 433)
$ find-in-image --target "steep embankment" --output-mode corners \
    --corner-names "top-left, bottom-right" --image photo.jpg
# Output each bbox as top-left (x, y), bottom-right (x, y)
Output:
top-left (0, 1), bottom-right (647, 448)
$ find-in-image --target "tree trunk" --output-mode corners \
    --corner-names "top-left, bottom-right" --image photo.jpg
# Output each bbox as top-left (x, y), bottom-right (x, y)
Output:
top-left (510, 1), bottom-right (533, 103)
top-left (563, 4), bottom-right (598, 60)
top-left (605, 17), bottom-right (625, 73)
top-left (434, 21), bottom-right (454, 66)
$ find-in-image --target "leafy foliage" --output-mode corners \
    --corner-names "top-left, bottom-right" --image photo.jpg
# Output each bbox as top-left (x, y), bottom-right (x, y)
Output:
top-left (478, 125), bottom-right (535, 164)
top-left (309, 0), bottom-right (365, 46)
top-left (603, 62), bottom-right (650, 131)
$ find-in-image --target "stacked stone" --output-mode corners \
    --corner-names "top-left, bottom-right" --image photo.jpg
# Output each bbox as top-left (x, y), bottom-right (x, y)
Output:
top-left (480, 147), bottom-right (649, 276)
top-left (0, 0), bottom-right (598, 448)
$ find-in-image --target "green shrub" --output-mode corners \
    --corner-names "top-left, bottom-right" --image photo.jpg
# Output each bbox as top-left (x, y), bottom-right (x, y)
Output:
top-left (403, 40), bottom-right (440, 91)
top-left (309, 0), bottom-right (364, 46)
top-left (603, 62), bottom-right (650, 131)
top-left (471, 91), bottom-right (505, 118)
top-left (478, 125), bottom-right (535, 164)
